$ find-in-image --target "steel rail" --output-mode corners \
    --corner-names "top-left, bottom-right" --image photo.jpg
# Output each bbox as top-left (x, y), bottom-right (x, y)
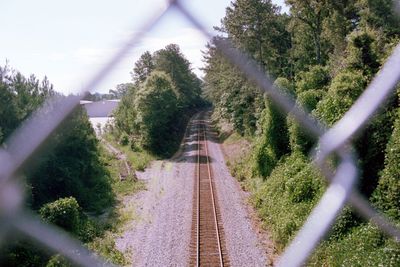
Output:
top-left (196, 121), bottom-right (200, 267)
top-left (202, 121), bottom-right (224, 267)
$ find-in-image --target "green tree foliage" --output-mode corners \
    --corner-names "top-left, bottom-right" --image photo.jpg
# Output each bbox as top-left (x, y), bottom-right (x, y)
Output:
top-left (252, 152), bottom-right (324, 249)
top-left (345, 28), bottom-right (381, 77)
top-left (115, 44), bottom-right (203, 156)
top-left (0, 64), bottom-right (114, 266)
top-left (46, 255), bottom-right (71, 267)
top-left (0, 64), bottom-right (54, 141)
top-left (288, 89), bottom-right (325, 153)
top-left (153, 44), bottom-right (203, 109)
top-left (114, 85), bottom-right (139, 136)
top-left (314, 31), bottom-right (396, 197)
top-left (286, 0), bottom-right (329, 65)
top-left (0, 64), bottom-right (113, 213)
top-left (29, 107), bottom-right (114, 212)
top-left (221, 0), bottom-right (291, 77)
top-left (295, 65), bottom-right (330, 94)
top-left (134, 71), bottom-right (179, 155)
top-left (314, 69), bottom-right (366, 126)
top-left (203, 37), bottom-right (264, 135)
top-left (131, 51), bottom-right (154, 85)
top-left (357, 0), bottom-right (400, 35)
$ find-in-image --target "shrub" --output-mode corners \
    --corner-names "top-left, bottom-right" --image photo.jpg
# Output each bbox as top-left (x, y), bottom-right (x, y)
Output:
top-left (88, 232), bottom-right (127, 266)
top-left (251, 152), bottom-right (324, 250)
top-left (253, 144), bottom-right (277, 178)
top-left (119, 133), bottom-right (129, 146)
top-left (46, 255), bottom-right (71, 267)
top-left (0, 240), bottom-right (48, 267)
top-left (286, 165), bottom-right (322, 203)
top-left (310, 224), bottom-right (400, 266)
top-left (78, 217), bottom-right (101, 243)
top-left (328, 207), bottom-right (362, 240)
top-left (295, 65), bottom-right (330, 94)
top-left (39, 197), bottom-right (80, 234)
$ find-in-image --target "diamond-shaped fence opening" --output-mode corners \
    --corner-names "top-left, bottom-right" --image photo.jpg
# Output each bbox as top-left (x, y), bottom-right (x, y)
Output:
top-left (1, 0), bottom-right (400, 266)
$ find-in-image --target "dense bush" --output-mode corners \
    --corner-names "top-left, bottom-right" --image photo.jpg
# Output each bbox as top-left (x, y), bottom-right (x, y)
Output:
top-left (345, 29), bottom-right (381, 77)
top-left (0, 240), bottom-right (48, 267)
top-left (40, 197), bottom-right (81, 234)
top-left (119, 132), bottom-right (130, 146)
top-left (251, 152), bottom-right (324, 249)
top-left (295, 65), bottom-right (330, 94)
top-left (274, 77), bottom-right (295, 96)
top-left (251, 78), bottom-right (293, 178)
top-left (310, 224), bottom-right (400, 266)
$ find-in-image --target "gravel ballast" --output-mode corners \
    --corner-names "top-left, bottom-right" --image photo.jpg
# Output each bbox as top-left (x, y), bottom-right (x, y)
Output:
top-left (116, 113), bottom-right (272, 266)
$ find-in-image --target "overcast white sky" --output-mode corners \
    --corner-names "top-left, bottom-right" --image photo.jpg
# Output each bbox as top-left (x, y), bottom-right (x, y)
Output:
top-left (0, 0), bottom-right (288, 94)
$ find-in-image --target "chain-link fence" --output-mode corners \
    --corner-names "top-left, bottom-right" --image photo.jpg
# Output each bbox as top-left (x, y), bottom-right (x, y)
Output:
top-left (1, 0), bottom-right (400, 266)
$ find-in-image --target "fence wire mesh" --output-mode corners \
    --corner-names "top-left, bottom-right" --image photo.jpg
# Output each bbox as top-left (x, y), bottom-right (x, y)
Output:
top-left (0, 0), bottom-right (400, 266)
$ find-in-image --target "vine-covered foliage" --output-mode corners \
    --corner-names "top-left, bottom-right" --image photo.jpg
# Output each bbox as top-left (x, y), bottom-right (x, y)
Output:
top-left (204, 0), bottom-right (400, 265)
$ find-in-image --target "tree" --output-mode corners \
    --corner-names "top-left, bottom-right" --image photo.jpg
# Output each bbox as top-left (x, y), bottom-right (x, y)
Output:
top-left (203, 37), bottom-right (264, 135)
top-left (0, 65), bottom-right (114, 212)
top-left (28, 106), bottom-right (114, 212)
top-left (357, 0), bottom-right (400, 35)
top-left (133, 71), bottom-right (179, 155)
top-left (131, 51), bottom-right (154, 85)
top-left (221, 0), bottom-right (291, 78)
top-left (153, 44), bottom-right (202, 109)
top-left (114, 45), bottom-right (204, 156)
top-left (109, 83), bottom-right (133, 99)
top-left (286, 0), bottom-right (329, 65)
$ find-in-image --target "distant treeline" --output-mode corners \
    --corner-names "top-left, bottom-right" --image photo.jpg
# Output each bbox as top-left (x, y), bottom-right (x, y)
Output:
top-left (84, 84), bottom-right (130, 101)
top-left (111, 44), bottom-right (205, 156)
top-left (203, 0), bottom-right (400, 265)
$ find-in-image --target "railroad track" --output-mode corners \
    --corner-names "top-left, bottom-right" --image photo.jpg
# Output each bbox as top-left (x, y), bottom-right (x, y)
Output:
top-left (190, 116), bottom-right (229, 267)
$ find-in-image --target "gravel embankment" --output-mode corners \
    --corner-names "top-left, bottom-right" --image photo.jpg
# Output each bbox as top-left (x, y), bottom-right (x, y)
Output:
top-left (116, 113), bottom-right (273, 266)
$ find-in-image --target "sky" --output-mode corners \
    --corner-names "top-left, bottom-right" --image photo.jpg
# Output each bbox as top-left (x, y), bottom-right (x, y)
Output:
top-left (0, 0), bottom-right (289, 94)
